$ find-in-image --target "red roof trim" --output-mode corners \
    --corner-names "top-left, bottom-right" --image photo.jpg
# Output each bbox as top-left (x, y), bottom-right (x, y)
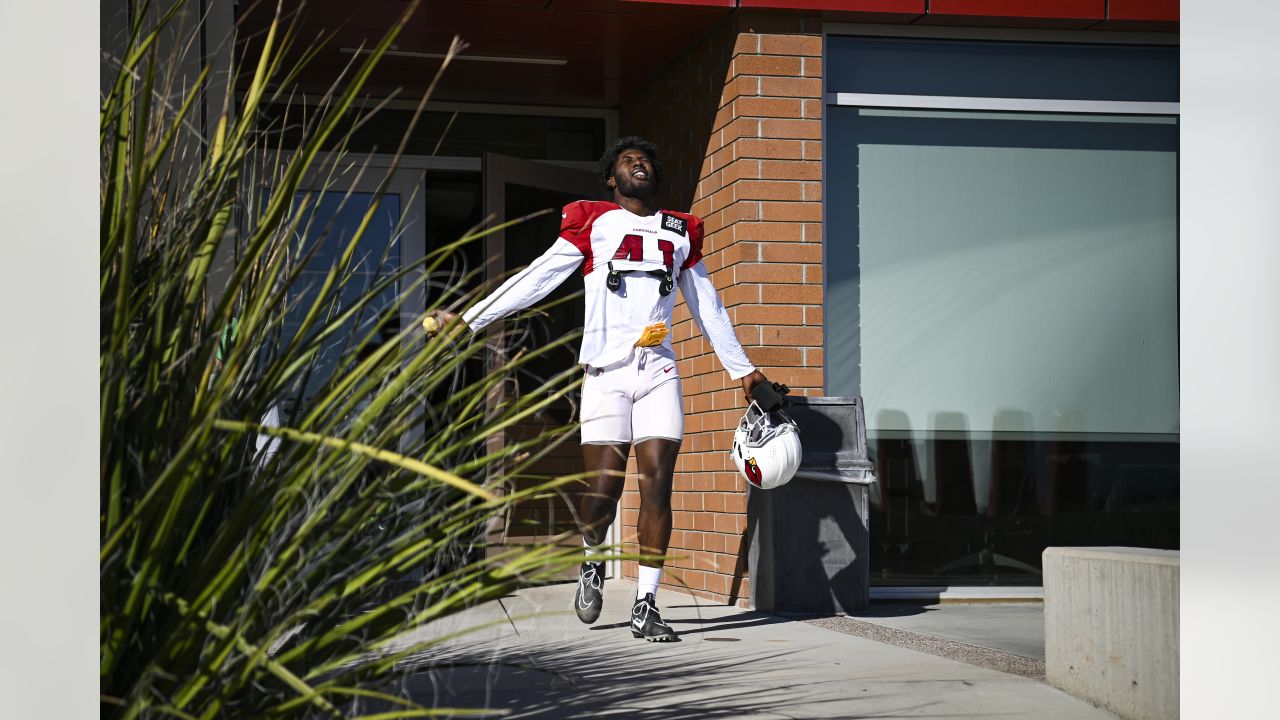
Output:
top-left (618, 0), bottom-right (1176, 29)
top-left (739, 0), bottom-right (924, 12)
top-left (618, 0), bottom-right (736, 7)
top-left (1109, 0), bottom-right (1179, 22)
top-left (928, 0), bottom-right (1104, 20)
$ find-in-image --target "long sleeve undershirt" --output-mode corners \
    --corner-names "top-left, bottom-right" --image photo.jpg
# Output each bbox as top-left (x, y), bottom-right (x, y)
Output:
top-left (461, 238), bottom-right (582, 332)
top-left (678, 261), bottom-right (755, 380)
top-left (461, 232), bottom-right (756, 380)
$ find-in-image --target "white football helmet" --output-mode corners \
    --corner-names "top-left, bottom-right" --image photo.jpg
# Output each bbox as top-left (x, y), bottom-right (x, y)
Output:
top-left (731, 401), bottom-right (802, 490)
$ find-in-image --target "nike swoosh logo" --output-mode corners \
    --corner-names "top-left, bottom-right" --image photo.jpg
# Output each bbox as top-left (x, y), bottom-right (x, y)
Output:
top-left (632, 618), bottom-right (645, 628)
top-left (663, 367), bottom-right (674, 373)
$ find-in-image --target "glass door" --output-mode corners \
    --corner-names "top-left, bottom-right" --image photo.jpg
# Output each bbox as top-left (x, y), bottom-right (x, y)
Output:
top-left (481, 153), bottom-right (601, 577)
top-left (283, 160), bottom-right (426, 413)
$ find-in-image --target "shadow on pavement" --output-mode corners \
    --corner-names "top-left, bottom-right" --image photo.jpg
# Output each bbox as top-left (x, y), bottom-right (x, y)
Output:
top-left (588, 609), bottom-right (790, 638)
top-left (377, 638), bottom-right (958, 719)
top-left (333, 585), bottom-right (1075, 718)
top-left (848, 603), bottom-right (936, 620)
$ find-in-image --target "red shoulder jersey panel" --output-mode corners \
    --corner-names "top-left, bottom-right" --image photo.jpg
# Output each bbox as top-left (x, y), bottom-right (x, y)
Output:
top-left (559, 200), bottom-right (620, 275)
top-left (661, 209), bottom-right (704, 270)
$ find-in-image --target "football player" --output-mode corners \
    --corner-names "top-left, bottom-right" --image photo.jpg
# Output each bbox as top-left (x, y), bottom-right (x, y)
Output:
top-left (428, 136), bottom-right (773, 641)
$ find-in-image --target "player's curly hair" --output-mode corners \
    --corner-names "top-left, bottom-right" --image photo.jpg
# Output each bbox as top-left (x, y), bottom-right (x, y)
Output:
top-left (598, 136), bottom-right (664, 193)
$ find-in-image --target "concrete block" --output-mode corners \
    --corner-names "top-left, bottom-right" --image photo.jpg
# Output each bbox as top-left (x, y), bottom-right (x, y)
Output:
top-left (1043, 547), bottom-right (1178, 720)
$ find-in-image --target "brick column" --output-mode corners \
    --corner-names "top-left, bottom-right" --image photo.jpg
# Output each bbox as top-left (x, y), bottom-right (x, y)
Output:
top-left (618, 12), bottom-right (824, 605)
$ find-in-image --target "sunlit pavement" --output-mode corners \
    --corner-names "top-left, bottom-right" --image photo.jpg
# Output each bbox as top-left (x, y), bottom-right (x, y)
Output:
top-left (386, 579), bottom-right (1115, 719)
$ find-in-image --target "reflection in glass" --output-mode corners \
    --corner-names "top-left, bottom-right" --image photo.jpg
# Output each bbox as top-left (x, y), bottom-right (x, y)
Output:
top-left (827, 107), bottom-right (1180, 585)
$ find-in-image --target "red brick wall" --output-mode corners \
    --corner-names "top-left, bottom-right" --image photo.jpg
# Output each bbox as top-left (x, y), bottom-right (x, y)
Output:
top-left (619, 11), bottom-right (824, 606)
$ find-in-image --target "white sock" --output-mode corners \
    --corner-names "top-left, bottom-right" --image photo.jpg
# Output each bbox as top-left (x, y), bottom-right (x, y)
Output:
top-left (637, 564), bottom-right (661, 599)
top-left (583, 537), bottom-right (603, 562)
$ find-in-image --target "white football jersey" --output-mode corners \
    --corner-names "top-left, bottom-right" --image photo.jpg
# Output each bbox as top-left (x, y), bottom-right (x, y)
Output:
top-left (462, 200), bottom-right (756, 379)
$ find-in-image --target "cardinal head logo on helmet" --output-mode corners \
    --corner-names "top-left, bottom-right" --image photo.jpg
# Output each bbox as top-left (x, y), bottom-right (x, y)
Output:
top-left (731, 402), bottom-right (801, 490)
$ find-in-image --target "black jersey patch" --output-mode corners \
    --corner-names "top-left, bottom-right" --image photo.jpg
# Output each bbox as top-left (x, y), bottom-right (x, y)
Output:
top-left (661, 213), bottom-right (687, 236)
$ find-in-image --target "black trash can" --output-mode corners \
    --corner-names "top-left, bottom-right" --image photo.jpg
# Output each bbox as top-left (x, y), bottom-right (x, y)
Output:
top-left (748, 396), bottom-right (875, 614)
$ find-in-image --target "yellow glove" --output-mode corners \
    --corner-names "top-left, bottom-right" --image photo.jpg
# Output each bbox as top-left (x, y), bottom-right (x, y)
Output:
top-left (634, 322), bottom-right (669, 348)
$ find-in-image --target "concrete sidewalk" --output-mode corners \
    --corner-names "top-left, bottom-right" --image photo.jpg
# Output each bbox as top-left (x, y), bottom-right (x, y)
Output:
top-left (843, 602), bottom-right (1045, 661)
top-left (388, 580), bottom-right (1114, 719)
top-left (806, 601), bottom-right (1048, 680)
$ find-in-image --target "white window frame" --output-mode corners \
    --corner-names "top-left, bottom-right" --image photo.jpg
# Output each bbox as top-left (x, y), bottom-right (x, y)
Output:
top-left (828, 93), bottom-right (1178, 115)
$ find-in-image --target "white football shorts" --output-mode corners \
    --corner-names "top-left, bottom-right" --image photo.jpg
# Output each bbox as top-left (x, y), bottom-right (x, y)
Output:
top-left (580, 346), bottom-right (683, 445)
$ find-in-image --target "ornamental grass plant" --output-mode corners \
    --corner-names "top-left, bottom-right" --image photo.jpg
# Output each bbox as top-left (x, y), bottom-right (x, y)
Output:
top-left (101, 2), bottom-right (589, 716)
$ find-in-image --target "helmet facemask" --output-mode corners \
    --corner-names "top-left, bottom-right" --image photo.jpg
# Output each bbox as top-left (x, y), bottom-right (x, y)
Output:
top-left (738, 401), bottom-right (798, 449)
top-left (732, 401), bottom-right (803, 490)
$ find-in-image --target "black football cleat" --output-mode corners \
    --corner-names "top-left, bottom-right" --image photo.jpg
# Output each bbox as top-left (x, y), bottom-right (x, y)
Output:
top-left (574, 560), bottom-right (605, 624)
top-left (631, 593), bottom-right (679, 642)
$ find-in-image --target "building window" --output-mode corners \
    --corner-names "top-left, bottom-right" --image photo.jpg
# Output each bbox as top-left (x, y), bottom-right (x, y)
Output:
top-left (825, 36), bottom-right (1178, 586)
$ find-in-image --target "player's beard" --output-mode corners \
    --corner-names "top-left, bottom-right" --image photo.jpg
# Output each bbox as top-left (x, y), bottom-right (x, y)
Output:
top-left (614, 173), bottom-right (655, 202)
